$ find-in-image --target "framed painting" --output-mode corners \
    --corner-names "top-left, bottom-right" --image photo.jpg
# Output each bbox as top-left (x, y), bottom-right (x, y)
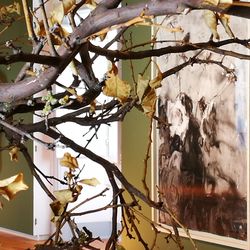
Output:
top-left (152, 12), bottom-right (249, 249)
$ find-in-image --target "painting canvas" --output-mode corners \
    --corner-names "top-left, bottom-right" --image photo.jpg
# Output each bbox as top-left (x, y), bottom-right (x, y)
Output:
top-left (153, 12), bottom-right (249, 248)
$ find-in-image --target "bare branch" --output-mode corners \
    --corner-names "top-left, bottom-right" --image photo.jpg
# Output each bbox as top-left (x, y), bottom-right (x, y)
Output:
top-left (0, 53), bottom-right (61, 66)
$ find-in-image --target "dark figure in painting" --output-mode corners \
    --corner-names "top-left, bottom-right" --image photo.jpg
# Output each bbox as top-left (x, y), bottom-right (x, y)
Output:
top-left (158, 93), bottom-right (247, 240)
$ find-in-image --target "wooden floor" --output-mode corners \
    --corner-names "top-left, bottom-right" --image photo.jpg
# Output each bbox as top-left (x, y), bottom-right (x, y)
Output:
top-left (0, 232), bottom-right (43, 250)
top-left (0, 232), bottom-right (107, 249)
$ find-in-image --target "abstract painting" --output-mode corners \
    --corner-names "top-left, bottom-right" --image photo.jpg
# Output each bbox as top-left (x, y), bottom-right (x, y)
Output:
top-left (153, 12), bottom-right (249, 248)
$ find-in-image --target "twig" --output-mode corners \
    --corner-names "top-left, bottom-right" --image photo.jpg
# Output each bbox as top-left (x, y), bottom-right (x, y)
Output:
top-left (91, 27), bottom-right (128, 63)
top-left (0, 119), bottom-right (56, 149)
top-left (89, 38), bottom-right (250, 60)
top-left (142, 115), bottom-right (154, 199)
top-left (38, 0), bottom-right (58, 56)
top-left (22, 0), bottom-right (37, 40)
top-left (68, 188), bottom-right (109, 214)
top-left (21, 145), bottom-right (56, 201)
top-left (105, 170), bottom-right (121, 250)
top-left (34, 165), bottom-right (68, 185)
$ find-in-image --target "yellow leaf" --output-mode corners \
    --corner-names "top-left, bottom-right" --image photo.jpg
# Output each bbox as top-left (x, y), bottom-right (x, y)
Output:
top-left (59, 95), bottom-right (69, 105)
top-left (218, 13), bottom-right (235, 38)
top-left (54, 189), bottom-right (76, 204)
top-left (89, 100), bottom-right (96, 114)
top-left (50, 2), bottom-right (64, 24)
top-left (9, 146), bottom-right (20, 162)
top-left (137, 70), bottom-right (162, 103)
top-left (67, 88), bottom-right (76, 95)
top-left (25, 69), bottom-right (37, 76)
top-left (10, 2), bottom-right (21, 15)
top-left (201, 0), bottom-right (219, 5)
top-left (85, 0), bottom-right (97, 8)
top-left (104, 64), bottom-right (131, 103)
top-left (99, 32), bottom-right (107, 41)
top-left (62, 0), bottom-right (76, 15)
top-left (0, 2), bottom-right (21, 17)
top-left (201, 0), bottom-right (233, 8)
top-left (149, 65), bottom-right (162, 89)
top-left (79, 178), bottom-right (100, 187)
top-left (0, 173), bottom-right (29, 201)
top-left (141, 88), bottom-right (157, 117)
top-left (69, 61), bottom-right (78, 76)
top-left (203, 10), bottom-right (219, 40)
top-left (60, 152), bottom-right (79, 170)
top-left (116, 244), bottom-right (126, 250)
top-left (137, 74), bottom-right (150, 103)
top-left (89, 15), bottom-right (153, 41)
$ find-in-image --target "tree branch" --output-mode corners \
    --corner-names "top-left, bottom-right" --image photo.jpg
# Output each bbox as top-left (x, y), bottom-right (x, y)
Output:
top-left (89, 38), bottom-right (250, 60)
top-left (0, 53), bottom-right (61, 66)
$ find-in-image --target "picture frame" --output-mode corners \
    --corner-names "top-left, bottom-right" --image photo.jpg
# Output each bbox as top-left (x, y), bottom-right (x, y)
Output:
top-left (151, 12), bottom-right (250, 249)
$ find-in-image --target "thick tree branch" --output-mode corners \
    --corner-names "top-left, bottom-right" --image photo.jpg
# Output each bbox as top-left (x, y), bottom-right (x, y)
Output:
top-left (0, 53), bottom-right (61, 66)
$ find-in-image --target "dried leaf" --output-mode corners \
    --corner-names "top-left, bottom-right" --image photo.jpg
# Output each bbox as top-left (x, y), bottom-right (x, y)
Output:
top-left (218, 13), bottom-right (235, 38)
top-left (116, 244), bottom-right (126, 250)
top-left (201, 0), bottom-right (233, 8)
top-left (203, 10), bottom-right (219, 40)
top-left (60, 152), bottom-right (79, 169)
top-left (201, 0), bottom-right (220, 5)
top-left (137, 74), bottom-right (150, 103)
top-left (9, 146), bottom-right (20, 162)
top-left (79, 178), bottom-right (100, 187)
top-left (66, 88), bottom-right (76, 95)
top-left (54, 189), bottom-right (75, 204)
top-left (50, 2), bottom-right (64, 24)
top-left (62, 0), bottom-right (76, 14)
top-left (104, 64), bottom-right (131, 103)
top-left (149, 65), bottom-right (162, 89)
top-left (90, 15), bottom-right (153, 40)
top-left (0, 2), bottom-right (21, 18)
top-left (89, 100), bottom-right (96, 114)
top-left (33, 17), bottom-right (45, 38)
top-left (76, 95), bottom-right (84, 103)
top-left (59, 95), bottom-right (69, 105)
top-left (25, 69), bottom-right (36, 76)
top-left (137, 70), bottom-right (162, 104)
top-left (141, 88), bottom-right (157, 117)
top-left (50, 200), bottom-right (64, 221)
top-left (85, 0), bottom-right (97, 9)
top-left (0, 173), bottom-right (29, 201)
top-left (99, 32), bottom-right (107, 41)
top-left (69, 61), bottom-right (78, 76)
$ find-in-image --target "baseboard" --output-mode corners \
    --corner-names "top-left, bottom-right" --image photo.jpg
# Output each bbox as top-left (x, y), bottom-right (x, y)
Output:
top-left (61, 221), bottom-right (121, 241)
top-left (0, 227), bottom-right (49, 241)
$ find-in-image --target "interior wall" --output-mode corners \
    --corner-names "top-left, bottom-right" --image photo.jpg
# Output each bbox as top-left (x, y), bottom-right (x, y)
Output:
top-left (121, 0), bottom-right (245, 249)
top-left (0, 0), bottom-right (33, 235)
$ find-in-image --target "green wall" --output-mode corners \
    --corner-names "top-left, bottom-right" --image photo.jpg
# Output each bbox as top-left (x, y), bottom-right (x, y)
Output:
top-left (0, 0), bottom-right (33, 235)
top-left (0, 131), bottom-right (33, 235)
top-left (121, 1), bottom-right (242, 249)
